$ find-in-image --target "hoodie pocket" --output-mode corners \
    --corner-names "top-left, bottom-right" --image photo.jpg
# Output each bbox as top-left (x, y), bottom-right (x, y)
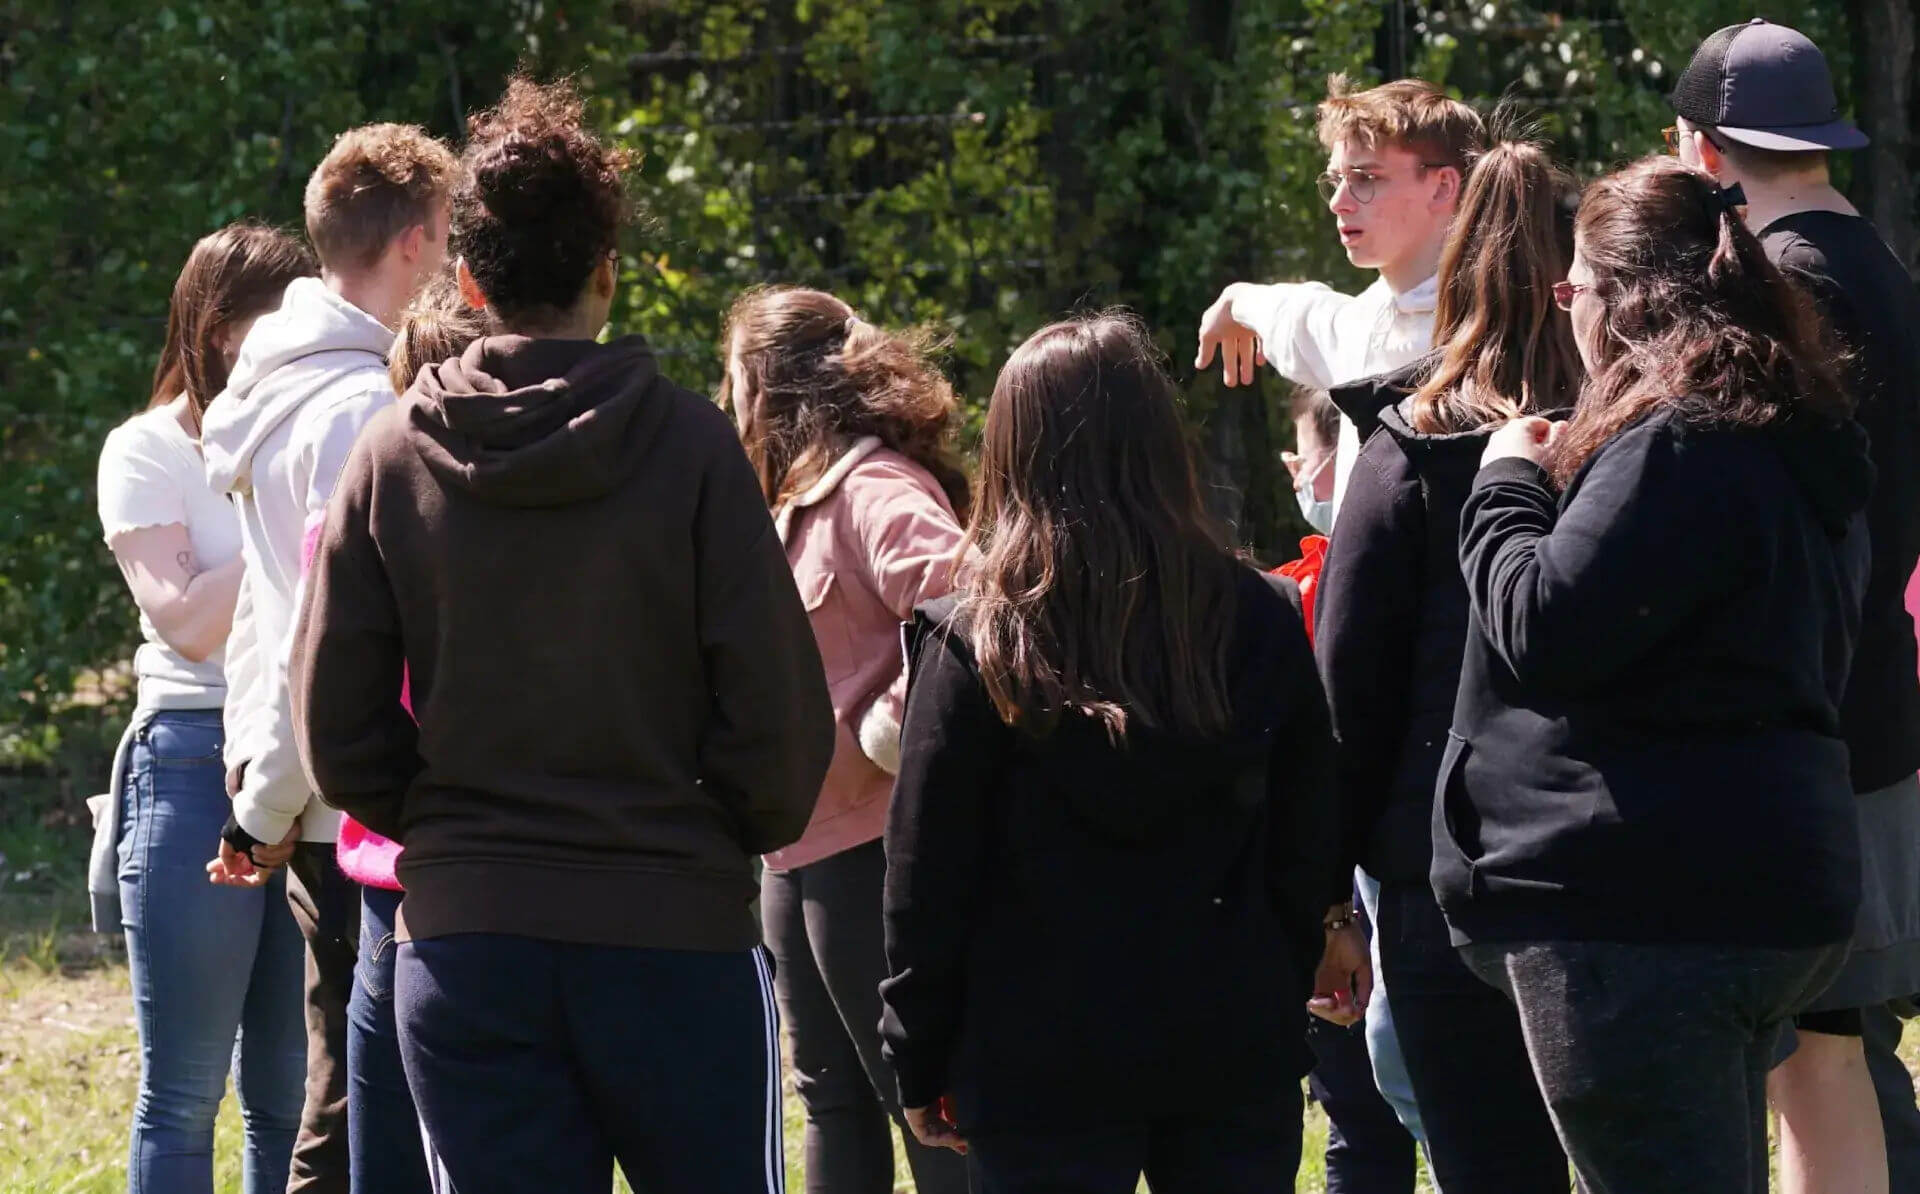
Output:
top-left (1431, 732), bottom-right (1482, 897)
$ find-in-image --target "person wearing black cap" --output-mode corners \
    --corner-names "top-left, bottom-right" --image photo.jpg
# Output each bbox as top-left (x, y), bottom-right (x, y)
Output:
top-left (1672, 19), bottom-right (1920, 1194)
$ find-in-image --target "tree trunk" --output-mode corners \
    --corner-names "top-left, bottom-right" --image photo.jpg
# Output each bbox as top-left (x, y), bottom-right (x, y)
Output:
top-left (1848, 0), bottom-right (1917, 275)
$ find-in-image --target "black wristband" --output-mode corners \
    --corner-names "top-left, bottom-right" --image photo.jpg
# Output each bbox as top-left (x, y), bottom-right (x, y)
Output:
top-left (220, 814), bottom-right (266, 865)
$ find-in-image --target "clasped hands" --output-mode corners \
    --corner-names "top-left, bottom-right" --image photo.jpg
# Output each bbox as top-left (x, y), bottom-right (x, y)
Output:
top-left (205, 763), bottom-right (300, 887)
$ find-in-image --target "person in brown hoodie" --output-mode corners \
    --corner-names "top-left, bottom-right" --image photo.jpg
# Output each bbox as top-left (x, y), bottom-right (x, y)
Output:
top-left (288, 76), bottom-right (833, 1194)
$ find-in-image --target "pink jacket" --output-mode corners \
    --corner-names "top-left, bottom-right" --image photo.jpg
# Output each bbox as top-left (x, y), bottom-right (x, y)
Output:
top-left (301, 519), bottom-right (406, 891)
top-left (763, 439), bottom-right (966, 871)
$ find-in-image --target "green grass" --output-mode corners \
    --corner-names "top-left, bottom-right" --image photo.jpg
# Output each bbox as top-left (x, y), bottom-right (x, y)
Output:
top-left (0, 807), bottom-right (1350, 1193)
top-left (15, 806), bottom-right (1911, 1193)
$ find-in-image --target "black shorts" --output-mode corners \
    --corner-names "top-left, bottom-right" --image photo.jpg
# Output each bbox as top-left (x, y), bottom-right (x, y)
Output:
top-left (1793, 1007), bottom-right (1865, 1036)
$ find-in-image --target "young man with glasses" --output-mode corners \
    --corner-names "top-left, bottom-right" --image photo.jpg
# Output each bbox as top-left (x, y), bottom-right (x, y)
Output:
top-left (1669, 19), bottom-right (1920, 1194)
top-left (1195, 75), bottom-right (1484, 1194)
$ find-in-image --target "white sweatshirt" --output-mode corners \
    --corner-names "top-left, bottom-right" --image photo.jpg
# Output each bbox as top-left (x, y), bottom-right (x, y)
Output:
top-left (201, 277), bottom-right (396, 845)
top-left (1228, 275), bottom-right (1438, 519)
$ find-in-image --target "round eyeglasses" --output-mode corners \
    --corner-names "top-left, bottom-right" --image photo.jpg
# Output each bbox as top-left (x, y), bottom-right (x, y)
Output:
top-left (1316, 163), bottom-right (1452, 205)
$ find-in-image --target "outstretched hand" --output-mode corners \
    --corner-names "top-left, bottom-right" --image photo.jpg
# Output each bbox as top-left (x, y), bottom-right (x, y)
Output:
top-left (1195, 285), bottom-right (1266, 388)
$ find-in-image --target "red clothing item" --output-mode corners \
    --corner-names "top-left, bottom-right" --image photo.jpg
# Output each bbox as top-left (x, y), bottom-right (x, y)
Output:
top-left (1273, 535), bottom-right (1329, 644)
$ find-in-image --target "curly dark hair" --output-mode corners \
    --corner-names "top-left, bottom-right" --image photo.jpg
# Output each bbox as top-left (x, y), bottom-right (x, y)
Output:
top-left (454, 75), bottom-right (632, 324)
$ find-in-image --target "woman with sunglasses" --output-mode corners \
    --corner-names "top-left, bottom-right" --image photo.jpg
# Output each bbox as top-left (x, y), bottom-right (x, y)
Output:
top-left (1441, 154), bottom-right (1870, 1194)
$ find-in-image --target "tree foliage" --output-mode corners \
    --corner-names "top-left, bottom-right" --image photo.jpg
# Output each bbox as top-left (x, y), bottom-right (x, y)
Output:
top-left (0, 0), bottom-right (1877, 737)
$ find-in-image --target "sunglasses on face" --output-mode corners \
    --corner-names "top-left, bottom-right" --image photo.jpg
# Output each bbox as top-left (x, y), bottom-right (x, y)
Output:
top-left (1551, 281), bottom-right (1591, 311)
top-left (1316, 162), bottom-right (1452, 205)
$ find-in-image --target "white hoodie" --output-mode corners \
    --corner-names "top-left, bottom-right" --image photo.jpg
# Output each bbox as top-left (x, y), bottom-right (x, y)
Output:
top-left (202, 277), bottom-right (396, 845)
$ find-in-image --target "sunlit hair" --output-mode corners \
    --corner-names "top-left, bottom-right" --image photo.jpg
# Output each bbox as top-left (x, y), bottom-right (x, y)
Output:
top-left (722, 286), bottom-right (969, 519)
top-left (1548, 156), bottom-right (1849, 484)
top-left (389, 270), bottom-right (487, 394)
top-left (304, 123), bottom-right (457, 271)
top-left (1317, 75), bottom-right (1485, 171)
top-left (961, 312), bottom-right (1239, 740)
top-left (149, 222), bottom-right (315, 425)
top-left (1407, 118), bottom-right (1582, 433)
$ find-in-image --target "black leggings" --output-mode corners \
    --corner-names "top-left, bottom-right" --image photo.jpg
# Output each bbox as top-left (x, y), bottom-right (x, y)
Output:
top-left (761, 838), bottom-right (969, 1194)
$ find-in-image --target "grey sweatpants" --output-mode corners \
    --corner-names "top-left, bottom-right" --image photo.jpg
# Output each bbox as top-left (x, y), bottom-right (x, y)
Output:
top-left (1463, 939), bottom-right (1848, 1194)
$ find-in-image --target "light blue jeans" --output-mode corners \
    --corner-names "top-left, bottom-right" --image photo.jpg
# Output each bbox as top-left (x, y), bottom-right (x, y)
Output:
top-left (119, 709), bottom-right (307, 1194)
top-left (1356, 870), bottom-right (1426, 1141)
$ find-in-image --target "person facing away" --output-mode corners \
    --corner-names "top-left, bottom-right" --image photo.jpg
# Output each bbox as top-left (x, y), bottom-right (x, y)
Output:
top-left (1444, 154), bottom-right (1871, 1194)
top-left (878, 312), bottom-right (1342, 1194)
top-left (289, 75), bottom-right (833, 1194)
top-left (1312, 128), bottom-right (1581, 1194)
top-left (197, 121), bottom-right (457, 1194)
top-left (1670, 19), bottom-right (1920, 1192)
top-left (723, 284), bottom-right (972, 1194)
top-left (296, 270), bottom-right (482, 1194)
top-left (92, 222), bottom-right (314, 1194)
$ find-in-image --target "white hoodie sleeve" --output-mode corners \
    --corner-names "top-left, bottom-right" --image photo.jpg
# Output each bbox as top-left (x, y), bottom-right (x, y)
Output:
top-left (1226, 281), bottom-right (1365, 395)
top-left (222, 565), bottom-right (262, 773)
top-left (230, 382), bottom-right (396, 844)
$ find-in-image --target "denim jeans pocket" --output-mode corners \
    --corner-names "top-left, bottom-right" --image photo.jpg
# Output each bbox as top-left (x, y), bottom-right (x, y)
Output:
top-left (356, 929), bottom-right (399, 1003)
top-left (141, 711), bottom-right (224, 767)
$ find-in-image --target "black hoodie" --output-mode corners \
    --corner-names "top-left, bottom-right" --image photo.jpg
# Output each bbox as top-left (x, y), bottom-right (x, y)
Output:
top-left (1315, 366), bottom-right (1571, 885)
top-left (1436, 405), bottom-right (1872, 949)
top-left (877, 566), bottom-right (1338, 1130)
top-left (290, 335), bottom-right (834, 951)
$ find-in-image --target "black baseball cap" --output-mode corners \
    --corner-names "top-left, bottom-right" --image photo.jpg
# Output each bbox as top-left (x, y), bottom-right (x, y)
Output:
top-left (1670, 18), bottom-right (1867, 152)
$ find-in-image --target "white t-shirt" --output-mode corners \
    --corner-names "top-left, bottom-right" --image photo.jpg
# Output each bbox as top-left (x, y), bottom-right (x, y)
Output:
top-left (97, 403), bottom-right (242, 708)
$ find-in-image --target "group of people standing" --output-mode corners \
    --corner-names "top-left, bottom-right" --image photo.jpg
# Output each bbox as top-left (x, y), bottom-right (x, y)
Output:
top-left (86, 15), bottom-right (1920, 1194)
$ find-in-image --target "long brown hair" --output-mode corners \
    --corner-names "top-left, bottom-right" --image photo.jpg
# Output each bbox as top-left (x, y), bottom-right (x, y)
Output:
top-left (1548, 156), bottom-right (1849, 484)
top-left (149, 223), bottom-right (316, 424)
top-left (963, 313), bottom-right (1240, 740)
top-left (722, 286), bottom-right (969, 518)
top-left (1408, 128), bottom-right (1582, 433)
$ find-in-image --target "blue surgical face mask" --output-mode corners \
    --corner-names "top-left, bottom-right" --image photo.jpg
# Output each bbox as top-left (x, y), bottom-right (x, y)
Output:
top-left (1295, 452), bottom-right (1335, 534)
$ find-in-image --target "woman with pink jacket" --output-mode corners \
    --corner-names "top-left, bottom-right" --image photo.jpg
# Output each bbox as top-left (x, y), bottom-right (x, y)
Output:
top-left (724, 286), bottom-right (970, 1194)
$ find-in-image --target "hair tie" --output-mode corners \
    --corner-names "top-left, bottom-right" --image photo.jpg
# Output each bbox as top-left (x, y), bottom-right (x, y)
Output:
top-left (843, 313), bottom-right (865, 337)
top-left (1711, 180), bottom-right (1747, 215)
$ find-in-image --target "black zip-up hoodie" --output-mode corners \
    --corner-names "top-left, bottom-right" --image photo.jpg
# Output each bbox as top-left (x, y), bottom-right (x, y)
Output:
top-left (1436, 405), bottom-right (1872, 948)
top-left (291, 334), bottom-right (834, 950)
top-left (1316, 366), bottom-right (1570, 884)
top-left (878, 567), bottom-right (1338, 1130)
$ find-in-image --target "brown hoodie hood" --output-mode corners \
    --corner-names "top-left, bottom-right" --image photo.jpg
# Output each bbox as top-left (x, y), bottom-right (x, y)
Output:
top-left (289, 333), bottom-right (834, 951)
top-left (406, 334), bottom-right (673, 507)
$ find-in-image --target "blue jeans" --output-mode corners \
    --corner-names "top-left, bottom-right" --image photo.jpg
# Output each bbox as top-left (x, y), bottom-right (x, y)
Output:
top-left (119, 709), bottom-right (307, 1194)
top-left (1355, 871), bottom-right (1424, 1141)
top-left (348, 885), bottom-right (431, 1194)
